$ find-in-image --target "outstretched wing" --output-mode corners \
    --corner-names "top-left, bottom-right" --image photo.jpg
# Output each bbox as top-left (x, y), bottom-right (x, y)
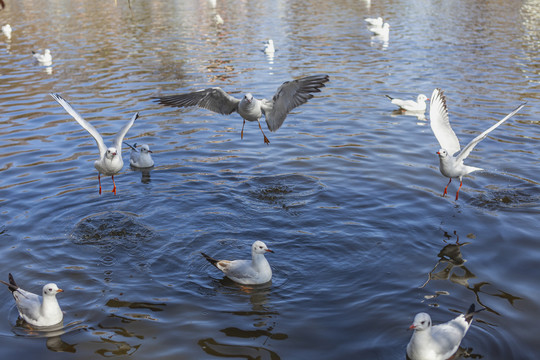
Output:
top-left (113, 112), bottom-right (138, 152)
top-left (429, 88), bottom-right (461, 156)
top-left (154, 87), bottom-right (240, 115)
top-left (456, 102), bottom-right (526, 163)
top-left (50, 93), bottom-right (108, 158)
top-left (261, 74), bottom-right (330, 132)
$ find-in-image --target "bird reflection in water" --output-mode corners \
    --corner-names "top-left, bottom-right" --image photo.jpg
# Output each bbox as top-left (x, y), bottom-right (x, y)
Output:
top-left (12, 318), bottom-right (81, 353)
top-left (199, 279), bottom-right (287, 359)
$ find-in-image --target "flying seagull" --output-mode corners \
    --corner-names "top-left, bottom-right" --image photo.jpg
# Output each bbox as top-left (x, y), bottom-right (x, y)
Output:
top-left (0, 273), bottom-right (63, 327)
top-left (50, 93), bottom-right (138, 195)
top-left (429, 88), bottom-right (525, 200)
top-left (201, 240), bottom-right (274, 285)
top-left (407, 304), bottom-right (483, 360)
top-left (154, 74), bottom-right (330, 144)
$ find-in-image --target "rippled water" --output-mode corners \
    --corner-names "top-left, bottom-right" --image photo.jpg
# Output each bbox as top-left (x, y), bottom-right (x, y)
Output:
top-left (0, 0), bottom-right (539, 358)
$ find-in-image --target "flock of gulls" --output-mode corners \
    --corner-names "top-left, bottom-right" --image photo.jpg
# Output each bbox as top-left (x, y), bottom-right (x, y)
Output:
top-left (0, 10), bottom-right (529, 360)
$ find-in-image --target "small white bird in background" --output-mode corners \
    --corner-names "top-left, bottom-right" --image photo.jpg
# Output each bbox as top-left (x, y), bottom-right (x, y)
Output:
top-left (50, 93), bottom-right (138, 195)
top-left (214, 14), bottom-right (224, 25)
top-left (2, 24), bottom-right (11, 39)
top-left (429, 88), bottom-right (525, 200)
top-left (369, 22), bottom-right (390, 38)
top-left (0, 273), bottom-right (64, 327)
top-left (386, 94), bottom-right (429, 112)
top-left (201, 240), bottom-right (274, 285)
top-left (407, 304), bottom-right (483, 360)
top-left (263, 39), bottom-right (275, 54)
top-left (124, 142), bottom-right (154, 168)
top-left (32, 48), bottom-right (52, 66)
top-left (154, 74), bottom-right (330, 144)
top-left (365, 17), bottom-right (383, 27)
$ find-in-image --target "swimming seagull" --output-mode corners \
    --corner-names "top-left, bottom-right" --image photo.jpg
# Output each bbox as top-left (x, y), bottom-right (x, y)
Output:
top-left (368, 22), bottom-right (389, 37)
top-left (201, 240), bottom-right (274, 285)
top-left (429, 88), bottom-right (525, 200)
top-left (154, 74), bottom-right (329, 144)
top-left (50, 93), bottom-right (138, 195)
top-left (32, 49), bottom-right (52, 66)
top-left (386, 94), bottom-right (429, 112)
top-left (2, 24), bottom-right (11, 39)
top-left (407, 304), bottom-right (483, 360)
top-left (263, 39), bottom-right (275, 54)
top-left (213, 14), bottom-right (224, 25)
top-left (124, 142), bottom-right (154, 168)
top-left (0, 273), bottom-right (63, 327)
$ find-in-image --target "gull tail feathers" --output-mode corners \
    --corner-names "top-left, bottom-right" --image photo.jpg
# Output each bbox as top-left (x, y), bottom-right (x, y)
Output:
top-left (465, 303), bottom-right (486, 324)
top-left (385, 95), bottom-right (393, 100)
top-left (201, 252), bottom-right (219, 268)
top-left (0, 273), bottom-right (18, 293)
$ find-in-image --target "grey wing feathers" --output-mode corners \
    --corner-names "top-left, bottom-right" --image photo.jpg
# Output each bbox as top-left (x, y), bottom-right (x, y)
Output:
top-left (456, 102), bottom-right (526, 163)
top-left (262, 74), bottom-right (330, 132)
top-left (155, 88), bottom-right (240, 115)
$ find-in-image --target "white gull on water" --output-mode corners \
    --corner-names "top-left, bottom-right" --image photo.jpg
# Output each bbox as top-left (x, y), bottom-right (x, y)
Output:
top-left (50, 93), bottom-right (138, 195)
top-left (386, 94), bottom-right (429, 112)
top-left (429, 88), bottom-right (525, 200)
top-left (154, 74), bottom-right (329, 144)
top-left (407, 304), bottom-right (483, 360)
top-left (32, 49), bottom-right (52, 66)
top-left (201, 241), bottom-right (274, 285)
top-left (0, 273), bottom-right (63, 327)
top-left (124, 142), bottom-right (154, 168)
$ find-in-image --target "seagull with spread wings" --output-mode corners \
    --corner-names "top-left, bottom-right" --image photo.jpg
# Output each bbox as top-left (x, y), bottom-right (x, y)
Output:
top-left (429, 88), bottom-right (525, 200)
top-left (154, 74), bottom-right (329, 144)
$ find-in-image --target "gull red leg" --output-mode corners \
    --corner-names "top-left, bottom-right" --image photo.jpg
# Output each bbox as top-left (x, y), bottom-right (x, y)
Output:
top-left (241, 119), bottom-right (246, 140)
top-left (98, 173), bottom-right (102, 195)
top-left (257, 120), bottom-right (270, 145)
top-left (442, 178), bottom-right (451, 197)
top-left (455, 180), bottom-right (463, 201)
top-left (111, 175), bottom-right (117, 195)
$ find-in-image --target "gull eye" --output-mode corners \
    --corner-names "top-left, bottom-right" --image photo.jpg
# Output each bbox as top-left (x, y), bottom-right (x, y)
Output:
top-left (421, 321), bottom-right (425, 325)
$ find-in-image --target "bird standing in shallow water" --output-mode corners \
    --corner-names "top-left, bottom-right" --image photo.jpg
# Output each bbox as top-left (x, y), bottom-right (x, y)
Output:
top-left (154, 74), bottom-right (329, 144)
top-left (429, 88), bottom-right (525, 200)
top-left (50, 93), bottom-right (138, 195)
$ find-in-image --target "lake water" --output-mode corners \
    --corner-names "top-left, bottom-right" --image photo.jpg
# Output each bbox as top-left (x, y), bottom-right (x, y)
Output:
top-left (0, 0), bottom-right (539, 359)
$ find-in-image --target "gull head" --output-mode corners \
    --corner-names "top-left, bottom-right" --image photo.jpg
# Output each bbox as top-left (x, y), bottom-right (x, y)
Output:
top-left (42, 283), bottom-right (63, 297)
top-left (437, 149), bottom-right (450, 159)
top-left (106, 147), bottom-right (118, 159)
top-left (44, 49), bottom-right (51, 56)
top-left (417, 94), bottom-right (429, 103)
top-left (252, 240), bottom-right (274, 255)
top-left (243, 93), bottom-right (254, 104)
top-left (409, 312), bottom-right (431, 331)
top-left (140, 144), bottom-right (152, 154)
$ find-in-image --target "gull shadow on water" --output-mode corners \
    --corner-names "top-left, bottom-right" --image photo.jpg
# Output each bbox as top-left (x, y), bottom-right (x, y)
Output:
top-left (199, 337), bottom-right (280, 360)
top-left (128, 165), bottom-right (153, 184)
top-left (390, 109), bottom-right (427, 122)
top-left (239, 174), bottom-right (325, 215)
top-left (420, 231), bottom-right (523, 315)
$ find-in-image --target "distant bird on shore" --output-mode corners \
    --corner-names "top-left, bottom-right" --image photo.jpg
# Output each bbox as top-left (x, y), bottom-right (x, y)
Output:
top-left (429, 88), bottom-right (525, 200)
top-left (2, 24), bottom-right (11, 39)
top-left (32, 49), bottom-right (52, 66)
top-left (50, 93), bottom-right (138, 195)
top-left (154, 74), bottom-right (330, 144)
top-left (386, 94), bottom-right (429, 112)
top-left (124, 142), bottom-right (154, 168)
top-left (0, 273), bottom-right (64, 327)
top-left (407, 304), bottom-right (483, 360)
top-left (201, 241), bottom-right (274, 285)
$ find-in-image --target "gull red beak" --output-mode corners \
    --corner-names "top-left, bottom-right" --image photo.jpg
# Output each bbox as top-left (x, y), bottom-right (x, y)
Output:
top-left (408, 324), bottom-right (416, 330)
top-left (436, 151), bottom-right (440, 155)
top-left (148, 150), bottom-right (153, 153)
top-left (57, 289), bottom-right (64, 293)
top-left (266, 249), bottom-right (274, 253)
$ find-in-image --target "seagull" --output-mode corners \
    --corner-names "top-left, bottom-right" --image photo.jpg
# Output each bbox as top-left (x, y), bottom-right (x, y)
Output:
top-left (2, 24), bottom-right (11, 39)
top-left (155, 74), bottom-right (329, 144)
top-left (407, 304), bottom-right (483, 360)
top-left (368, 22), bottom-right (389, 37)
top-left (0, 273), bottom-right (63, 327)
top-left (429, 88), bottom-right (525, 200)
top-left (32, 49), bottom-right (52, 66)
top-left (201, 240), bottom-right (274, 285)
top-left (50, 93), bottom-right (138, 195)
top-left (124, 142), bottom-right (154, 168)
top-left (263, 39), bottom-right (275, 54)
top-left (365, 17), bottom-right (383, 27)
top-left (213, 14), bottom-right (224, 25)
top-left (386, 94), bottom-right (429, 112)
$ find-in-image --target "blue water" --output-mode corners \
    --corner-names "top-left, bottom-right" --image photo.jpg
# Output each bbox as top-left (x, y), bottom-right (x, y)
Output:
top-left (0, 0), bottom-right (539, 358)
